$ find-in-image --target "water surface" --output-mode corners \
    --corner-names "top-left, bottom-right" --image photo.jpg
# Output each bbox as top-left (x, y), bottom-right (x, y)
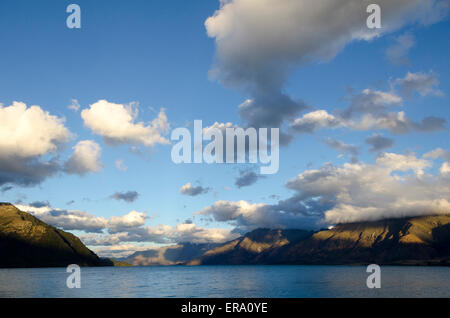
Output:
top-left (0, 265), bottom-right (448, 298)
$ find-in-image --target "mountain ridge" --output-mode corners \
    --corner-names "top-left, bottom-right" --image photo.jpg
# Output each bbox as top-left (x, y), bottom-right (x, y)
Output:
top-left (187, 214), bottom-right (450, 266)
top-left (0, 202), bottom-right (104, 268)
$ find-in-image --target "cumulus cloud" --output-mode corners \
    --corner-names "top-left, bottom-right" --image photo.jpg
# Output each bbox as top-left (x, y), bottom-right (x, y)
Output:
top-left (180, 183), bottom-right (210, 196)
top-left (290, 73), bottom-right (447, 135)
top-left (108, 210), bottom-right (147, 233)
top-left (341, 89), bottom-right (403, 119)
top-left (0, 101), bottom-right (72, 186)
top-left (81, 100), bottom-right (170, 147)
top-left (110, 190), bottom-right (140, 203)
top-left (235, 169), bottom-right (264, 188)
top-left (385, 33), bottom-right (415, 65)
top-left (424, 148), bottom-right (450, 174)
top-left (16, 204), bottom-right (109, 233)
top-left (291, 110), bottom-right (341, 133)
top-left (81, 222), bottom-right (238, 246)
top-left (324, 138), bottom-right (359, 158)
top-left (197, 149), bottom-right (450, 229)
top-left (284, 151), bottom-right (449, 224)
top-left (63, 140), bottom-right (102, 175)
top-left (396, 71), bottom-right (444, 97)
top-left (206, 0), bottom-right (447, 141)
top-left (196, 200), bottom-right (320, 233)
top-left (28, 200), bottom-right (50, 208)
top-left (365, 134), bottom-right (394, 152)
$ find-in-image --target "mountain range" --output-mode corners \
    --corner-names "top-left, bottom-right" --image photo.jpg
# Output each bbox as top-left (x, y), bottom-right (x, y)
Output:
top-left (124, 215), bottom-right (450, 266)
top-left (1, 203), bottom-right (449, 267)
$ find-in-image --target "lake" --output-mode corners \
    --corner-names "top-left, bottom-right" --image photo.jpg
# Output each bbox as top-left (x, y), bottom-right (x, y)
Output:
top-left (0, 265), bottom-right (448, 298)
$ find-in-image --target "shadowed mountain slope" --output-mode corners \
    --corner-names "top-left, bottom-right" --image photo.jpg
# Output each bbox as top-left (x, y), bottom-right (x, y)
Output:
top-left (0, 203), bottom-right (103, 268)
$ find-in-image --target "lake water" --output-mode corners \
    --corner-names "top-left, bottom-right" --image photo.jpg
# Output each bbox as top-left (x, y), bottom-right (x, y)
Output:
top-left (0, 265), bottom-right (448, 298)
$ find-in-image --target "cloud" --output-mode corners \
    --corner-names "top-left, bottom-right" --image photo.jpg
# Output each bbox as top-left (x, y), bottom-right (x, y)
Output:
top-left (424, 148), bottom-right (450, 174)
top-left (81, 222), bottom-right (238, 246)
top-left (341, 89), bottom-right (403, 119)
top-left (324, 138), bottom-right (359, 157)
top-left (0, 185), bottom-right (13, 193)
top-left (396, 71), bottom-right (444, 97)
top-left (16, 204), bottom-right (109, 233)
top-left (365, 134), bottom-right (395, 152)
top-left (196, 200), bottom-right (320, 233)
top-left (16, 204), bottom-right (233, 246)
top-left (291, 110), bottom-right (341, 133)
top-left (197, 148), bottom-right (450, 229)
top-left (385, 33), bottom-right (415, 65)
top-left (284, 151), bottom-right (449, 224)
top-left (180, 183), bottom-right (210, 196)
top-left (63, 140), bottom-right (102, 175)
top-left (235, 169), bottom-right (264, 188)
top-left (108, 210), bottom-right (147, 233)
top-left (28, 200), bottom-right (50, 208)
top-left (376, 152), bottom-right (431, 175)
top-left (110, 191), bottom-right (140, 203)
top-left (81, 100), bottom-right (170, 147)
top-left (67, 99), bottom-right (81, 112)
top-left (206, 0), bottom-right (447, 142)
top-left (0, 101), bottom-right (72, 186)
top-left (115, 159), bottom-right (128, 172)
top-left (290, 73), bottom-right (447, 135)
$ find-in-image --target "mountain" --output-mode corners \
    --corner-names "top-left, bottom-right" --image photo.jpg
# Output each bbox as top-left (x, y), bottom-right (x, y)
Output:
top-left (0, 203), bottom-right (104, 268)
top-left (187, 228), bottom-right (313, 265)
top-left (120, 242), bottom-right (220, 266)
top-left (188, 215), bottom-right (450, 266)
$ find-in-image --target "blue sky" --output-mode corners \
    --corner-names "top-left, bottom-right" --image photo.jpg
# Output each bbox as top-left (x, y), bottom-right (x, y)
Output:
top-left (1, 0), bottom-right (449, 257)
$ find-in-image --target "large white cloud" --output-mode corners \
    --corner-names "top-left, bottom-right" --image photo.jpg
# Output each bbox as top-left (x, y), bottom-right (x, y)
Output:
top-left (64, 140), bottom-right (102, 175)
top-left (81, 100), bottom-right (170, 147)
top-left (285, 151), bottom-right (450, 224)
top-left (108, 210), bottom-right (147, 233)
top-left (206, 0), bottom-right (447, 137)
top-left (0, 102), bottom-right (72, 186)
top-left (197, 149), bottom-right (450, 229)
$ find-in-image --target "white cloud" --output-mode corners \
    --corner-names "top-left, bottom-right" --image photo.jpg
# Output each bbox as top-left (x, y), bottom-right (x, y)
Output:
top-left (67, 99), bottom-right (81, 112)
top-left (109, 210), bottom-right (147, 232)
top-left (0, 102), bottom-right (72, 186)
top-left (396, 71), bottom-right (444, 97)
top-left (385, 33), bottom-right (415, 65)
top-left (115, 159), bottom-right (128, 172)
top-left (291, 72), bottom-right (446, 135)
top-left (82, 222), bottom-right (238, 245)
top-left (16, 204), bottom-right (109, 233)
top-left (291, 110), bottom-right (341, 133)
top-left (206, 0), bottom-right (447, 143)
top-left (376, 152), bottom-right (431, 175)
top-left (424, 148), bottom-right (450, 175)
top-left (64, 140), bottom-right (102, 175)
top-left (180, 182), bottom-right (210, 196)
top-left (285, 152), bottom-right (450, 224)
top-left (0, 101), bottom-right (71, 158)
top-left (206, 0), bottom-right (445, 88)
top-left (81, 100), bottom-right (170, 147)
top-left (196, 200), bottom-right (320, 232)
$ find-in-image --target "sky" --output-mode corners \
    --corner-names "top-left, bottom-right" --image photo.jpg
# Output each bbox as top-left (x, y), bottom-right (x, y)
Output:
top-left (1, 0), bottom-right (449, 257)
